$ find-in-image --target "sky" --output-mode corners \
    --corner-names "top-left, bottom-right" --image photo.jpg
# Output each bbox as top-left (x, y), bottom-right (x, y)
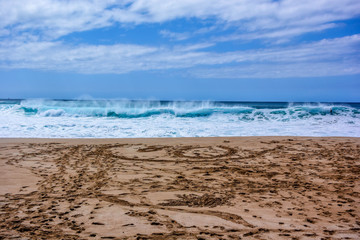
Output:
top-left (0, 0), bottom-right (360, 102)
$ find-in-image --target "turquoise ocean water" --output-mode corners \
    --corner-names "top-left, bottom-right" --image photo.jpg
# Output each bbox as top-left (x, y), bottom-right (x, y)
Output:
top-left (0, 99), bottom-right (359, 138)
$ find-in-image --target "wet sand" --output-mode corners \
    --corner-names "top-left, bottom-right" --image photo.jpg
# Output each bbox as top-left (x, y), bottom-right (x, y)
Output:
top-left (0, 137), bottom-right (359, 239)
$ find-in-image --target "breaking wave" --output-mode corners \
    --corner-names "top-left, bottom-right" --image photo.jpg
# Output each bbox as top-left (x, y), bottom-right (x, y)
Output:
top-left (0, 99), bottom-right (359, 138)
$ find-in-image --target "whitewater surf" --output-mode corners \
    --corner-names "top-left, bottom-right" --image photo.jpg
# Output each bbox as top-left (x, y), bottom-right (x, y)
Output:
top-left (1, 99), bottom-right (359, 138)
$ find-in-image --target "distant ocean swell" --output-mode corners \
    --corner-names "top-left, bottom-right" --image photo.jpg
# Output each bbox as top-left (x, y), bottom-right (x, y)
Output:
top-left (0, 99), bottom-right (359, 138)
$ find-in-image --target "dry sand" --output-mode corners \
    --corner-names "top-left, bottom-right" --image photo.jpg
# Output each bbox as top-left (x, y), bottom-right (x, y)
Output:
top-left (0, 137), bottom-right (359, 239)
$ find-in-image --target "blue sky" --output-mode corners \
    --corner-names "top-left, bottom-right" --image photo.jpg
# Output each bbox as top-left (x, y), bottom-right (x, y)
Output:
top-left (0, 0), bottom-right (360, 101)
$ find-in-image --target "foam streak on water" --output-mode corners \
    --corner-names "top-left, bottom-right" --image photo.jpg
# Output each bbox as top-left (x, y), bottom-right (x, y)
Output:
top-left (0, 99), bottom-right (359, 138)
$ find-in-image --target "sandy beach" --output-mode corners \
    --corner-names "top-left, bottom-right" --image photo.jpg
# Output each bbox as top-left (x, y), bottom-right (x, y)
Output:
top-left (0, 137), bottom-right (359, 239)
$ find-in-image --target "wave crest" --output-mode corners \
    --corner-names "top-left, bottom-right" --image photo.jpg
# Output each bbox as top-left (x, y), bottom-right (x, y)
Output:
top-left (9, 100), bottom-right (357, 120)
top-left (0, 99), bottom-right (353, 120)
top-left (1, 99), bottom-right (359, 137)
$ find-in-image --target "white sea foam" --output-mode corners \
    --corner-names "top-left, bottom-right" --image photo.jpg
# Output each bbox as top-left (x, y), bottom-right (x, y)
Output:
top-left (0, 99), bottom-right (359, 138)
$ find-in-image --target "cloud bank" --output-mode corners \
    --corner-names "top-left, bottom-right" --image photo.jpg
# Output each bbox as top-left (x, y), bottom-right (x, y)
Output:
top-left (0, 0), bottom-right (359, 78)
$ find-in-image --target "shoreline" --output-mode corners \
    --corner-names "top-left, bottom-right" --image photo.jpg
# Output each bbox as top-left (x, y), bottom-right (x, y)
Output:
top-left (1, 136), bottom-right (359, 239)
top-left (1, 135), bottom-right (359, 142)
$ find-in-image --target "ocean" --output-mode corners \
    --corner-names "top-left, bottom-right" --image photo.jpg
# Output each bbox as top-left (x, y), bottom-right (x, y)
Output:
top-left (0, 99), bottom-right (359, 138)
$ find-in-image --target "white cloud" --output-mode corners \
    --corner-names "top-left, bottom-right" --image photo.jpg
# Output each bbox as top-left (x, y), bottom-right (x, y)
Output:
top-left (214, 23), bottom-right (339, 43)
top-left (0, 40), bottom-right (158, 73)
top-left (159, 30), bottom-right (191, 41)
top-left (0, 0), bottom-right (359, 41)
top-left (191, 61), bottom-right (360, 79)
top-left (0, 0), bottom-right (359, 78)
top-left (0, 34), bottom-right (358, 77)
top-left (0, 0), bottom-right (117, 38)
